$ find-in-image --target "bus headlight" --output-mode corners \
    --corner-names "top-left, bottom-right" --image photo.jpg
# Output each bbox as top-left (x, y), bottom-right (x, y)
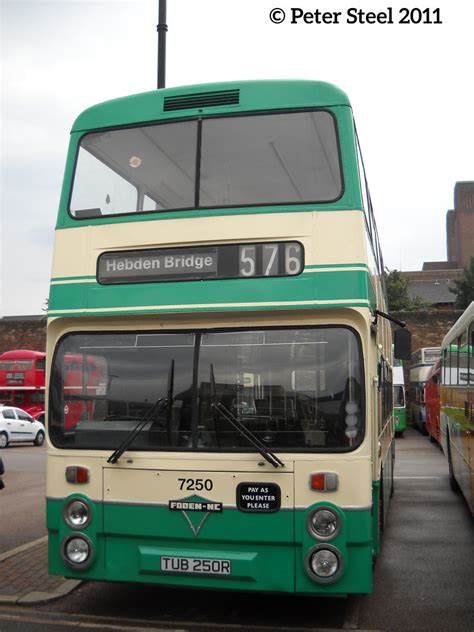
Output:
top-left (305, 545), bottom-right (343, 584)
top-left (307, 507), bottom-right (340, 540)
top-left (62, 534), bottom-right (93, 569)
top-left (63, 499), bottom-right (91, 529)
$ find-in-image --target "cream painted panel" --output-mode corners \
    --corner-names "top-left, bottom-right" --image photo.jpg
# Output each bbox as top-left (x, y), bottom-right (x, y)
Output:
top-left (90, 213), bottom-right (313, 250)
top-left (46, 451), bottom-right (295, 500)
top-left (313, 211), bottom-right (366, 264)
top-left (102, 454), bottom-right (294, 472)
top-left (104, 467), bottom-right (294, 508)
top-left (48, 307), bottom-right (371, 335)
top-left (46, 449), bottom-right (374, 506)
top-left (294, 457), bottom-right (373, 508)
top-left (47, 454), bottom-right (103, 500)
top-left (50, 210), bottom-right (368, 279)
top-left (51, 227), bottom-right (90, 278)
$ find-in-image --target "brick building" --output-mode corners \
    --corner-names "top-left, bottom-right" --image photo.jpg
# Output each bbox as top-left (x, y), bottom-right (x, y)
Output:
top-left (0, 316), bottom-right (46, 355)
top-left (403, 268), bottom-right (461, 309)
top-left (446, 181), bottom-right (474, 269)
top-left (401, 181), bottom-right (474, 308)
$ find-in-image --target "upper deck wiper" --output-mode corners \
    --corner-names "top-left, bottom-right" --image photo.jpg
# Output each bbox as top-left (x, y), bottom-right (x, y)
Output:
top-left (210, 365), bottom-right (284, 469)
top-left (107, 360), bottom-right (175, 464)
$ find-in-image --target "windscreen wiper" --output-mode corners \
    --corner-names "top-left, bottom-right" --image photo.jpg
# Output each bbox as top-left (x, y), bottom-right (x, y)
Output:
top-left (108, 360), bottom-right (176, 464)
top-left (210, 365), bottom-right (284, 469)
top-left (212, 401), bottom-right (284, 468)
top-left (166, 359), bottom-right (175, 443)
top-left (107, 396), bottom-right (167, 464)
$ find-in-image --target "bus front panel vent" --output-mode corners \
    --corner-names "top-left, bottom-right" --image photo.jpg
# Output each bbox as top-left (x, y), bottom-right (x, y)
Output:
top-left (163, 90), bottom-right (240, 112)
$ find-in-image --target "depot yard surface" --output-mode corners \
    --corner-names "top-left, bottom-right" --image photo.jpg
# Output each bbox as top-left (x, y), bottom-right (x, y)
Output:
top-left (0, 429), bottom-right (472, 631)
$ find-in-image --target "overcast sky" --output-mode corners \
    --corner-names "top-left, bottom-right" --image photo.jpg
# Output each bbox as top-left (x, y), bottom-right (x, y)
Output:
top-left (1, 0), bottom-right (473, 315)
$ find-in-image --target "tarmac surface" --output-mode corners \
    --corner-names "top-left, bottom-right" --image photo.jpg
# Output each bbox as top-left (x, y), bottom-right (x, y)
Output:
top-left (0, 429), bottom-right (472, 631)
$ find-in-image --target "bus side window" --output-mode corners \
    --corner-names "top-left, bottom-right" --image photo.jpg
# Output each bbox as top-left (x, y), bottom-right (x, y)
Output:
top-left (460, 331), bottom-right (468, 385)
top-left (455, 337), bottom-right (461, 386)
top-left (442, 348), bottom-right (448, 385)
top-left (446, 346), bottom-right (450, 386)
top-left (377, 359), bottom-right (391, 433)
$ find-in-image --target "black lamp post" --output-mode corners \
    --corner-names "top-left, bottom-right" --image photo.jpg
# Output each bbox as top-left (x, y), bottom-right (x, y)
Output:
top-left (157, 0), bottom-right (167, 88)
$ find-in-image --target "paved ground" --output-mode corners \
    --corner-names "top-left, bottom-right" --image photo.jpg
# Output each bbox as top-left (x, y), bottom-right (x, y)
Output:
top-left (0, 538), bottom-right (80, 605)
top-left (0, 444), bottom-right (79, 605)
top-left (357, 428), bottom-right (474, 631)
top-left (0, 444), bottom-right (47, 554)
top-left (0, 429), bottom-right (472, 630)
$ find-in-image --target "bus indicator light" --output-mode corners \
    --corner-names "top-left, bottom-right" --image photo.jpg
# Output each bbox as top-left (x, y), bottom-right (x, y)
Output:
top-left (65, 466), bottom-right (90, 484)
top-left (310, 473), bottom-right (325, 490)
top-left (309, 472), bottom-right (338, 492)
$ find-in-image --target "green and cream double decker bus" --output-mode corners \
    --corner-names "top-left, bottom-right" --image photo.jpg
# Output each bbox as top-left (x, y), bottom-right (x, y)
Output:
top-left (46, 80), bottom-right (403, 595)
top-left (393, 358), bottom-right (407, 436)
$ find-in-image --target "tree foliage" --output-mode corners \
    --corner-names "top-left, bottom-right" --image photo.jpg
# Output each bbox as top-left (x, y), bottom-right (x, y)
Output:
top-left (385, 269), bottom-right (429, 311)
top-left (449, 257), bottom-right (474, 309)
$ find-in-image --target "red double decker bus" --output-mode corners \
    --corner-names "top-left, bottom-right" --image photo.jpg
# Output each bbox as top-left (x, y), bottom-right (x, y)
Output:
top-left (62, 353), bottom-right (108, 430)
top-left (0, 350), bottom-right (46, 417)
top-left (425, 359), bottom-right (441, 444)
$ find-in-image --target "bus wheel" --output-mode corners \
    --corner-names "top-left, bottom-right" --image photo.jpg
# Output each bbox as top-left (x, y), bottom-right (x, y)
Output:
top-left (34, 431), bottom-right (45, 447)
top-left (447, 433), bottom-right (460, 493)
top-left (0, 433), bottom-right (8, 449)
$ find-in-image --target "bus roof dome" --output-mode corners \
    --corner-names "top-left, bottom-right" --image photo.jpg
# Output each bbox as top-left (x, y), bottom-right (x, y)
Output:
top-left (72, 80), bottom-right (351, 132)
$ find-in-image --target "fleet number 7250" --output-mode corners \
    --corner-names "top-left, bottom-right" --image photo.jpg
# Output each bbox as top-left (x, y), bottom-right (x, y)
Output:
top-left (178, 478), bottom-right (213, 491)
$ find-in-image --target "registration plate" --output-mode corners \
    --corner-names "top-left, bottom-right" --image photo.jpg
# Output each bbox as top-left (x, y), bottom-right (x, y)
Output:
top-left (160, 556), bottom-right (231, 575)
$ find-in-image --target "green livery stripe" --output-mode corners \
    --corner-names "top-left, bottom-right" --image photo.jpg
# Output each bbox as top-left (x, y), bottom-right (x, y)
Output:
top-left (47, 497), bottom-right (373, 594)
top-left (441, 406), bottom-right (472, 432)
top-left (48, 269), bottom-right (373, 316)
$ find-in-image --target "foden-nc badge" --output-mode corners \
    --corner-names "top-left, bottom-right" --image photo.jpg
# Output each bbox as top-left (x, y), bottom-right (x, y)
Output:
top-left (168, 495), bottom-right (222, 537)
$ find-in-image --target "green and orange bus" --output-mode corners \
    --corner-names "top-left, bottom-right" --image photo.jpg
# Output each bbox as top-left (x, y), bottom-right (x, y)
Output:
top-left (440, 303), bottom-right (474, 513)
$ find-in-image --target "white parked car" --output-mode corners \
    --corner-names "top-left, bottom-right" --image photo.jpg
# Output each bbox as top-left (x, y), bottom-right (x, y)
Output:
top-left (0, 405), bottom-right (45, 448)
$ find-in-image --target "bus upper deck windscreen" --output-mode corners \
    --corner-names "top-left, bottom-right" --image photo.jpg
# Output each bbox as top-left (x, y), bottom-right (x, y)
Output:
top-left (70, 110), bottom-right (342, 218)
